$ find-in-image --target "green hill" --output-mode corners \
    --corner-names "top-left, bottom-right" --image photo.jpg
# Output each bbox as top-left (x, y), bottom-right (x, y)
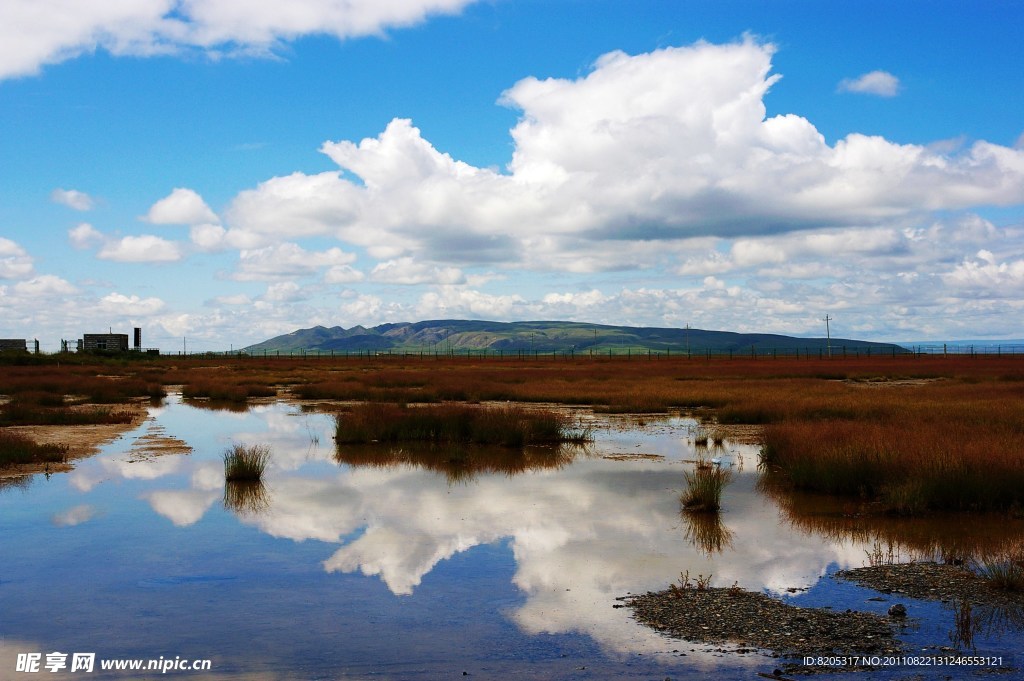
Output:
top-left (243, 320), bottom-right (906, 356)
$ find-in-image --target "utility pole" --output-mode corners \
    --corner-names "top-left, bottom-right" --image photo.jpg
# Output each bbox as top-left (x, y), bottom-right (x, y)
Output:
top-left (823, 315), bottom-right (832, 359)
top-left (685, 323), bottom-right (690, 358)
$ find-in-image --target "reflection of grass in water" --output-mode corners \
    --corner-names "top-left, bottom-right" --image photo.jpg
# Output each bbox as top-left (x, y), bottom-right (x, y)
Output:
top-left (681, 462), bottom-right (731, 512)
top-left (223, 443), bottom-right (270, 482)
top-left (0, 474), bottom-right (33, 492)
top-left (223, 480), bottom-right (271, 515)
top-left (974, 552), bottom-right (1024, 592)
top-left (335, 403), bottom-right (592, 447)
top-left (948, 598), bottom-right (1024, 651)
top-left (950, 600), bottom-right (981, 651)
top-left (682, 508), bottom-right (734, 555)
top-left (759, 477), bottom-right (1024, 564)
top-left (184, 398), bottom-right (252, 413)
top-left (335, 441), bottom-right (582, 484)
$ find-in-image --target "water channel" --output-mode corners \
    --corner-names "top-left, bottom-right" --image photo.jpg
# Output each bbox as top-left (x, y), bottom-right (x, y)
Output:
top-left (1, 395), bottom-right (1020, 679)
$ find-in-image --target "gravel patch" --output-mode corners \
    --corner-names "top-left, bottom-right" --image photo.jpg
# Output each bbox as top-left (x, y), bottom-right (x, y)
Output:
top-left (837, 561), bottom-right (1024, 609)
top-left (623, 584), bottom-right (902, 663)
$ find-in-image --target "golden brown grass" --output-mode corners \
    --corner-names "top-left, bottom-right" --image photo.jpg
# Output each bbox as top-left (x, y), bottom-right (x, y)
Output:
top-left (4, 354), bottom-right (1023, 511)
top-left (335, 403), bottom-right (591, 447)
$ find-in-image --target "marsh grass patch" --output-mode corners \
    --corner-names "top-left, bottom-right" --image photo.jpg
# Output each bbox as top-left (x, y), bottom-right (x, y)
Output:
top-left (223, 443), bottom-right (270, 482)
top-left (0, 431), bottom-right (68, 467)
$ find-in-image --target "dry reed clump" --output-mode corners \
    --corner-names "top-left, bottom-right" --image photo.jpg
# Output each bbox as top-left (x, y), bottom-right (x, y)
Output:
top-left (681, 461), bottom-right (732, 512)
top-left (223, 443), bottom-right (270, 481)
top-left (335, 403), bottom-right (591, 447)
top-left (0, 366), bottom-right (165, 404)
top-left (760, 408), bottom-right (1024, 514)
top-left (0, 400), bottom-right (136, 426)
top-left (0, 431), bottom-right (68, 467)
top-left (183, 380), bottom-right (276, 402)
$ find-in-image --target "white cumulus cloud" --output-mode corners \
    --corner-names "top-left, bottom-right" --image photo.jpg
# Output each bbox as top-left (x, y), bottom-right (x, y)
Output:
top-left (144, 187), bottom-right (219, 225)
top-left (223, 40), bottom-right (1024, 273)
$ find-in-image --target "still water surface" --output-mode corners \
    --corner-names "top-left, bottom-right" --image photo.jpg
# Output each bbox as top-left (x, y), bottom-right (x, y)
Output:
top-left (1, 396), bottom-right (1020, 679)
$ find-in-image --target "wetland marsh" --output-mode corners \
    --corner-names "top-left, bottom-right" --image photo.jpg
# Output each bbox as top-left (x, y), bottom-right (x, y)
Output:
top-left (2, 356), bottom-right (1023, 679)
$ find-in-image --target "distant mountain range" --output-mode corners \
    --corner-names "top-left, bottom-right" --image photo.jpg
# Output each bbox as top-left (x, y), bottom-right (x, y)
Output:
top-left (243, 320), bottom-right (907, 355)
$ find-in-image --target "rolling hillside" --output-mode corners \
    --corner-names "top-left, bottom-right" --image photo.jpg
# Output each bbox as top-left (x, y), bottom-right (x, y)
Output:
top-left (243, 320), bottom-right (906, 356)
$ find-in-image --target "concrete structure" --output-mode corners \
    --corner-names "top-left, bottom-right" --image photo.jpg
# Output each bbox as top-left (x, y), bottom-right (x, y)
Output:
top-left (80, 333), bottom-right (130, 352)
top-left (0, 338), bottom-right (27, 352)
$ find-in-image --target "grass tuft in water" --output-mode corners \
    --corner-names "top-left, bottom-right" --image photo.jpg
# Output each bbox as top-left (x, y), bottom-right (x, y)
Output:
top-left (974, 553), bottom-right (1024, 592)
top-left (223, 443), bottom-right (270, 482)
top-left (681, 461), bottom-right (732, 512)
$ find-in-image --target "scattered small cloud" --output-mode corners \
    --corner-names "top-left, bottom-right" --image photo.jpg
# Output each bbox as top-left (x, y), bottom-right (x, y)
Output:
top-left (50, 188), bottom-right (95, 211)
top-left (68, 223), bottom-right (104, 250)
top-left (838, 70), bottom-right (900, 97)
top-left (144, 187), bottom-right (218, 225)
top-left (0, 237), bottom-right (34, 278)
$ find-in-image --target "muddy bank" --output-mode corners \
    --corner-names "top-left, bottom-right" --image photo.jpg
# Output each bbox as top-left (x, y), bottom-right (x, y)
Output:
top-left (1, 399), bottom-right (150, 478)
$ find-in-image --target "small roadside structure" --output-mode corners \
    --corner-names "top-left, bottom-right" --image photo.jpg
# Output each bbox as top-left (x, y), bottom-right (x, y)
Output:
top-left (79, 333), bottom-right (130, 352)
top-left (0, 338), bottom-right (28, 353)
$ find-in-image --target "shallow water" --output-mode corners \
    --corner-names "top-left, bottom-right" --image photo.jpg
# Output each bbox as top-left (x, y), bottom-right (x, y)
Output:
top-left (1, 396), bottom-right (1020, 679)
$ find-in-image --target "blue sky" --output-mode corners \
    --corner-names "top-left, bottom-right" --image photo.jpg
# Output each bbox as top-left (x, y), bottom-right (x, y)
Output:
top-left (1, 0), bottom-right (1023, 352)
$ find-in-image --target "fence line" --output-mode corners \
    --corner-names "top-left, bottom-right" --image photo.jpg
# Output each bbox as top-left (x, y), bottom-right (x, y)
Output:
top-left (156, 343), bottom-right (1024, 361)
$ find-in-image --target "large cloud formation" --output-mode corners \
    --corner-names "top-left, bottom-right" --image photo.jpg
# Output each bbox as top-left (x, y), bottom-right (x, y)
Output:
top-left (222, 39), bottom-right (1024, 273)
top-left (0, 0), bottom-right (480, 79)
